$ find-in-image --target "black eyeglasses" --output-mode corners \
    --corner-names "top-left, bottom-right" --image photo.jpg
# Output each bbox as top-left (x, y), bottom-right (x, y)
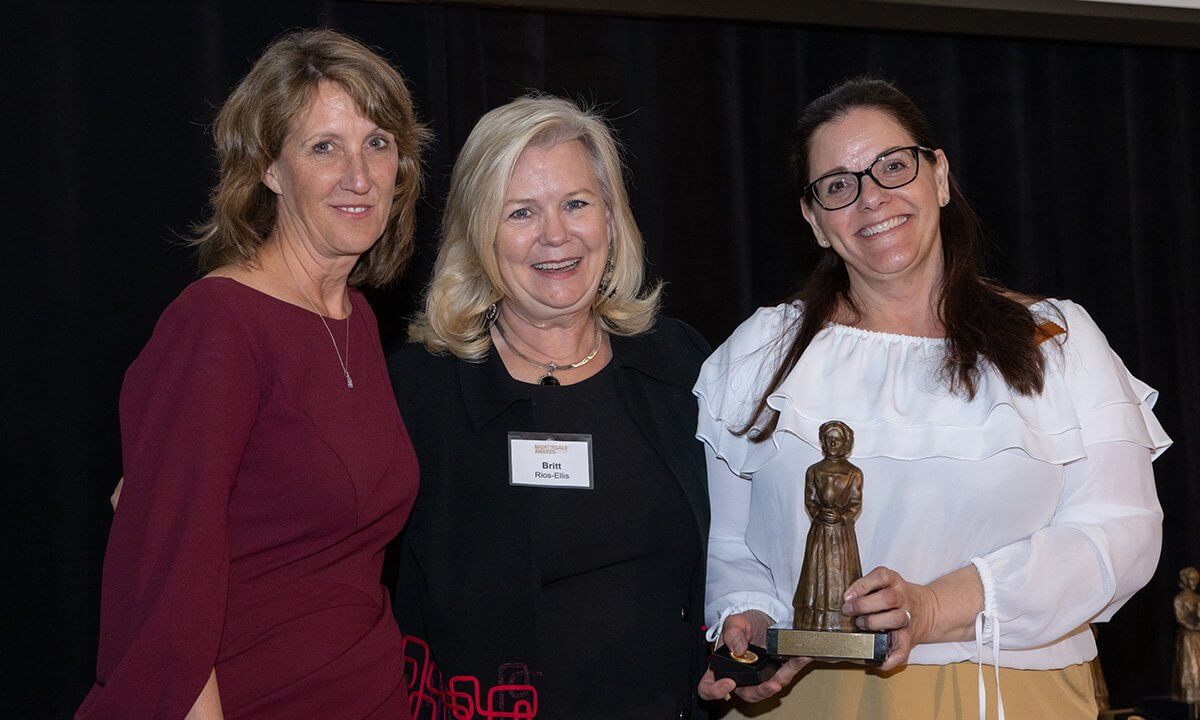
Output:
top-left (804, 146), bottom-right (935, 211)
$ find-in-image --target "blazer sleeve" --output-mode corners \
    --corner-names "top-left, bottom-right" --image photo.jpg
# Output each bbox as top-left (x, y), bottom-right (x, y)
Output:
top-left (77, 287), bottom-right (260, 720)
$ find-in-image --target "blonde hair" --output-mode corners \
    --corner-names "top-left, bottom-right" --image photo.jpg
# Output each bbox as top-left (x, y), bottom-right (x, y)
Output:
top-left (410, 95), bottom-right (661, 359)
top-left (191, 28), bottom-right (430, 287)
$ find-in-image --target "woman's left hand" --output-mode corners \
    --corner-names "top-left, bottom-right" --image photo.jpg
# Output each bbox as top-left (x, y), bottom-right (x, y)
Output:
top-left (841, 566), bottom-right (937, 672)
top-left (842, 564), bottom-right (985, 672)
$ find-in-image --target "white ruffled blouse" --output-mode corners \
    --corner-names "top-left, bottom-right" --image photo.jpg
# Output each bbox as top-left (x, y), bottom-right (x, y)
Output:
top-left (695, 299), bottom-right (1169, 669)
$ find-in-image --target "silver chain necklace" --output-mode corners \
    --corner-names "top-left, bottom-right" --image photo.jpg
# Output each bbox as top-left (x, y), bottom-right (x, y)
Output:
top-left (284, 258), bottom-right (353, 389)
top-left (494, 317), bottom-right (602, 386)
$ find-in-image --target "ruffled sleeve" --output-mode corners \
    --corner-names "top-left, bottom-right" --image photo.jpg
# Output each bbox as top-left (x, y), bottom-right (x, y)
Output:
top-left (1048, 301), bottom-right (1170, 455)
top-left (696, 305), bottom-right (798, 634)
top-left (695, 304), bottom-right (797, 479)
top-left (76, 283), bottom-right (261, 719)
top-left (970, 299), bottom-right (1168, 648)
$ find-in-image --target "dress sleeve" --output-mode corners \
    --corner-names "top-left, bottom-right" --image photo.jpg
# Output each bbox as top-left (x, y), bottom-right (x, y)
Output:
top-left (970, 301), bottom-right (1168, 649)
top-left (76, 287), bottom-right (261, 720)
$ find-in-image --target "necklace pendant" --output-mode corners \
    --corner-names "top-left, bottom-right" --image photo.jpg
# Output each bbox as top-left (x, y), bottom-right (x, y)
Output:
top-left (539, 362), bottom-right (561, 386)
top-left (345, 372), bottom-right (354, 389)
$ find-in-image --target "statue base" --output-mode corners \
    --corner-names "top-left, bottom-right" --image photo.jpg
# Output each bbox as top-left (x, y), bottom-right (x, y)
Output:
top-left (766, 627), bottom-right (888, 665)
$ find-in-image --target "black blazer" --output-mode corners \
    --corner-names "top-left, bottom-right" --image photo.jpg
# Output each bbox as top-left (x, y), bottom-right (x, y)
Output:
top-left (389, 317), bottom-right (711, 720)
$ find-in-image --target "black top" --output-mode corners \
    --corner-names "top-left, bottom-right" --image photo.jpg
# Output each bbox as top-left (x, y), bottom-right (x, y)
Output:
top-left (527, 364), bottom-right (698, 716)
top-left (389, 317), bottom-right (712, 720)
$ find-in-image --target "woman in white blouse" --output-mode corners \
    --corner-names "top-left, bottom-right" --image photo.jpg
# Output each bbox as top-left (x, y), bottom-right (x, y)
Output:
top-left (695, 78), bottom-right (1169, 719)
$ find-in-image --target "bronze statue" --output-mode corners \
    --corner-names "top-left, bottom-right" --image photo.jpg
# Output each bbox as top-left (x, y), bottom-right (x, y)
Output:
top-left (1174, 566), bottom-right (1200, 707)
top-left (741, 420), bottom-right (885, 666)
top-left (793, 420), bottom-right (863, 632)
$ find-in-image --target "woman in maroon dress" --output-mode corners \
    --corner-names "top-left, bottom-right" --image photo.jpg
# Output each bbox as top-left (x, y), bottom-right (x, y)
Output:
top-left (77, 30), bottom-right (428, 720)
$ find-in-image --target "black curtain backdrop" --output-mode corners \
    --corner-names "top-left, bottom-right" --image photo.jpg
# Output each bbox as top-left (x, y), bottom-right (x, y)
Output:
top-left (5, 1), bottom-right (1198, 716)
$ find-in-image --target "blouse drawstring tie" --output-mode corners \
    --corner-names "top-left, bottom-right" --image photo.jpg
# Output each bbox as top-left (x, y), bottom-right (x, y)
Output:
top-left (975, 611), bottom-right (1005, 720)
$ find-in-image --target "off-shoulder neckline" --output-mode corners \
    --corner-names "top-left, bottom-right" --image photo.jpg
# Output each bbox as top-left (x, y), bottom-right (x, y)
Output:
top-left (822, 322), bottom-right (945, 344)
top-left (804, 299), bottom-right (1060, 346)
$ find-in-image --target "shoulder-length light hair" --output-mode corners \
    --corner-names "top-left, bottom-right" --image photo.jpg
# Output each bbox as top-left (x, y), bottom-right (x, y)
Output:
top-left (191, 28), bottom-right (430, 287)
top-left (410, 95), bottom-right (661, 359)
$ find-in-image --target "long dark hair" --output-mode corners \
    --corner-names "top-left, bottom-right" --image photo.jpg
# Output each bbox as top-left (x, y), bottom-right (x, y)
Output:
top-left (739, 78), bottom-right (1051, 441)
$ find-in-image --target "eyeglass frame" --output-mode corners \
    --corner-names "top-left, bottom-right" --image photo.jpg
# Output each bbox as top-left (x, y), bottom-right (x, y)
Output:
top-left (803, 145), bottom-right (937, 211)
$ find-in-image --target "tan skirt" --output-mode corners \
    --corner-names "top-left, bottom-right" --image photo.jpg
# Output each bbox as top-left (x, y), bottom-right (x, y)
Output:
top-left (714, 661), bottom-right (1097, 720)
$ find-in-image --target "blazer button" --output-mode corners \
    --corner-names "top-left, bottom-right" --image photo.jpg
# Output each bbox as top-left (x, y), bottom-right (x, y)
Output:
top-left (678, 708), bottom-right (691, 719)
top-left (679, 605), bottom-right (690, 622)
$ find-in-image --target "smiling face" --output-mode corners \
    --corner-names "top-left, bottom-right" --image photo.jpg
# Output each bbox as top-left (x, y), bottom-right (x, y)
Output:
top-left (801, 108), bottom-right (950, 293)
top-left (495, 139), bottom-right (611, 325)
top-left (263, 81), bottom-right (398, 261)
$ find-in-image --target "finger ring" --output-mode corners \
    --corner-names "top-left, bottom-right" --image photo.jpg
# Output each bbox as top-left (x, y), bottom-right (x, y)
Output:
top-left (899, 608), bottom-right (912, 629)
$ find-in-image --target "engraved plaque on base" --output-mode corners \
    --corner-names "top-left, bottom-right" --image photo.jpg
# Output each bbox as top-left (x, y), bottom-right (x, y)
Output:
top-left (766, 627), bottom-right (888, 665)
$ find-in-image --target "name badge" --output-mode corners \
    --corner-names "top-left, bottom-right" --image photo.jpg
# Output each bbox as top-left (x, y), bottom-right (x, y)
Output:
top-left (508, 432), bottom-right (594, 489)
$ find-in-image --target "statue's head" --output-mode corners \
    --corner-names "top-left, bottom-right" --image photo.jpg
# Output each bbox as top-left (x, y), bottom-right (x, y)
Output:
top-left (1181, 567), bottom-right (1199, 591)
top-left (818, 420), bottom-right (854, 459)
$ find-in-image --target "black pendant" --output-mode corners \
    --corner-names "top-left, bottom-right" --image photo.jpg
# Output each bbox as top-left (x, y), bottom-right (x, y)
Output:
top-left (539, 374), bottom-right (560, 386)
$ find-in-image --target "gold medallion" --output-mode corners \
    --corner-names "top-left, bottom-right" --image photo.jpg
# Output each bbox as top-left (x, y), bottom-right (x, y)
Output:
top-left (731, 650), bottom-right (759, 665)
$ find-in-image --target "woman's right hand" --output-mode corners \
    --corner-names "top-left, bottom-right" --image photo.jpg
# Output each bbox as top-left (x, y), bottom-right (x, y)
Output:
top-left (696, 610), bottom-right (811, 703)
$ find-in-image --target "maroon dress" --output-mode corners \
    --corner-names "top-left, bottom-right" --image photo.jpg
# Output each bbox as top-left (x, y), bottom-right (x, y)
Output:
top-left (77, 278), bottom-right (419, 720)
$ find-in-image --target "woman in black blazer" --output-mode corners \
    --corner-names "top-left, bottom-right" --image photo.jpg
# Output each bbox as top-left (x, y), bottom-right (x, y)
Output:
top-left (389, 95), bottom-right (710, 720)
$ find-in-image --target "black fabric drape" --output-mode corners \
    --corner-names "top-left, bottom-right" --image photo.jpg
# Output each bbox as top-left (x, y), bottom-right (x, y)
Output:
top-left (6, 1), bottom-right (1197, 716)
